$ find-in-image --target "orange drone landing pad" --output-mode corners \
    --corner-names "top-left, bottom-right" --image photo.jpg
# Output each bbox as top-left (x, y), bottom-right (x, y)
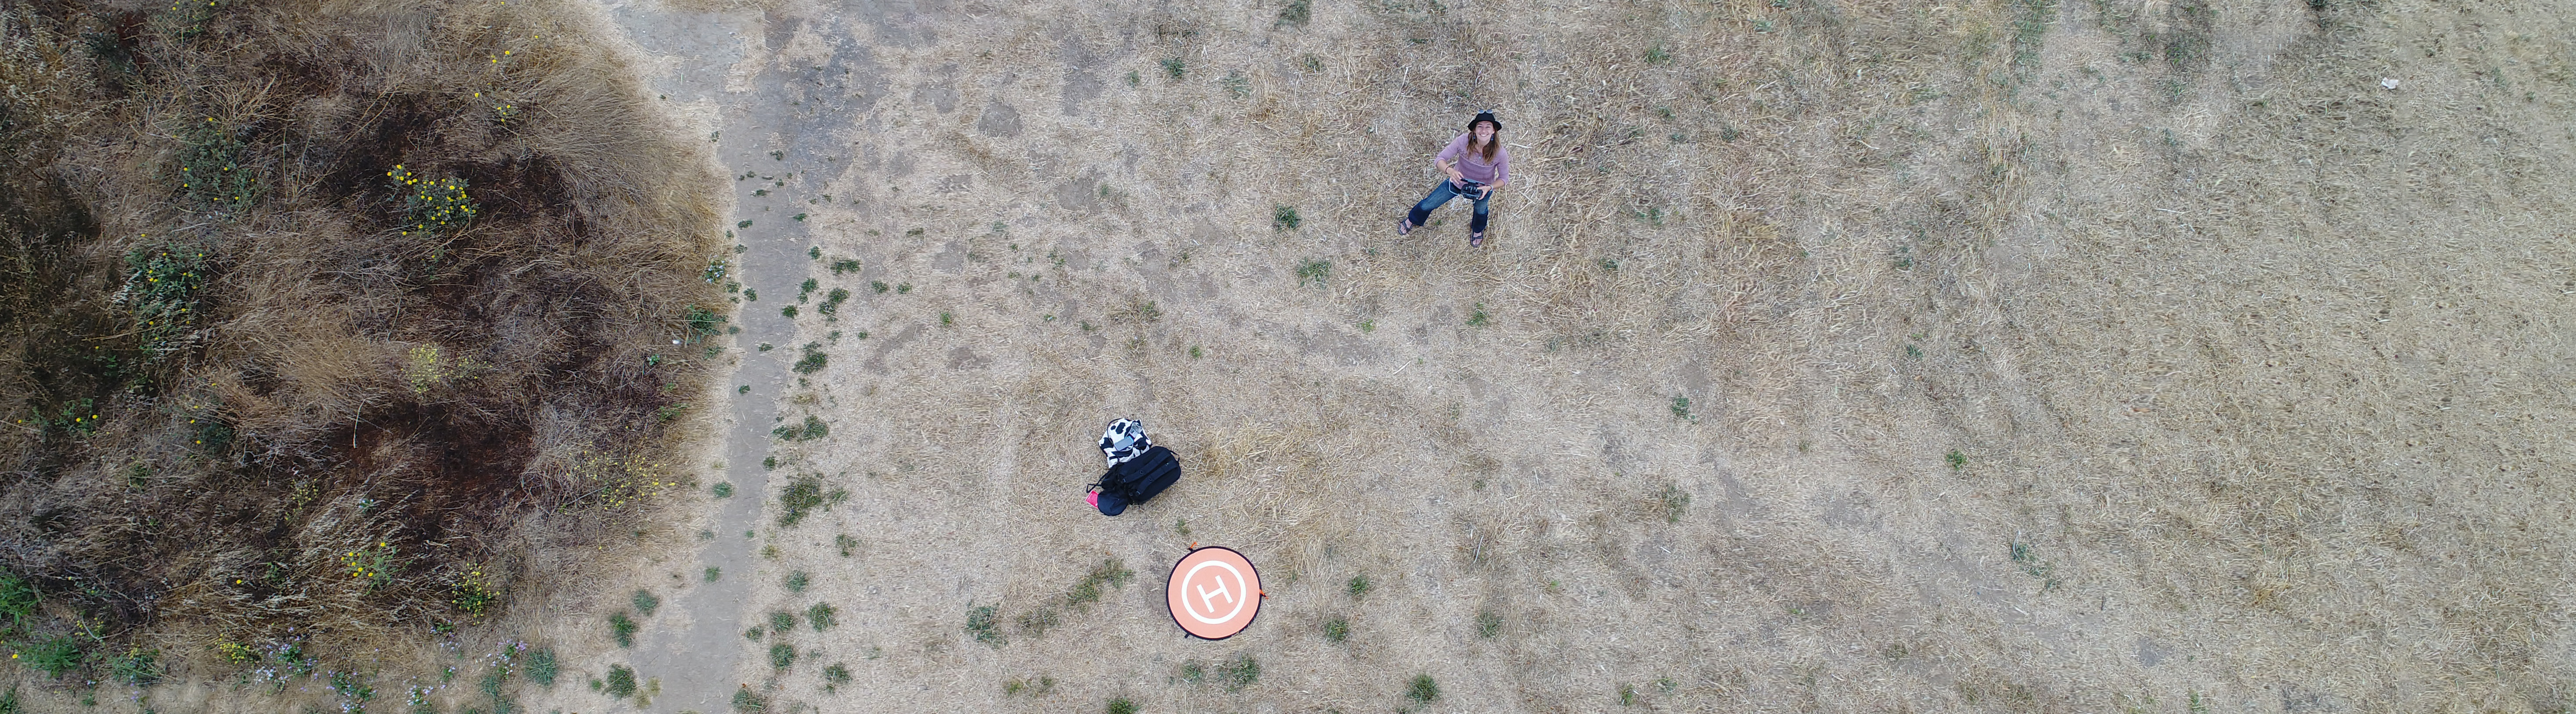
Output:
top-left (1166, 546), bottom-right (1262, 640)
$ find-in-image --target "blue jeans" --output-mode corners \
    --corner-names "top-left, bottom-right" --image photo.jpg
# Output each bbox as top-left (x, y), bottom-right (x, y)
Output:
top-left (1407, 179), bottom-right (1489, 234)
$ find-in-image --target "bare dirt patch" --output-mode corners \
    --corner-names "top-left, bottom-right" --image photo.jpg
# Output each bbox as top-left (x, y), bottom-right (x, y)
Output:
top-left (545, 0), bottom-right (2571, 712)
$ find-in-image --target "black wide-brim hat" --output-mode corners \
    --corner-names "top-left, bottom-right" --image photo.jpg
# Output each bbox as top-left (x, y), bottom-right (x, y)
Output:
top-left (1468, 111), bottom-right (1502, 132)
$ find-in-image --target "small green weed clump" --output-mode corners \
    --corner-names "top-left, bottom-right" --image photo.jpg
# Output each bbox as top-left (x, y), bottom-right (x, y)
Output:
top-left (1475, 610), bottom-right (1503, 639)
top-left (1205, 653), bottom-right (1260, 691)
top-left (387, 165), bottom-right (476, 236)
top-left (109, 648), bottom-right (160, 685)
top-left (338, 541), bottom-right (399, 592)
top-left (1065, 559), bottom-right (1135, 607)
top-left (1322, 616), bottom-right (1350, 643)
top-left (822, 663), bottom-right (853, 692)
top-left (769, 609), bottom-right (798, 634)
top-left (784, 570), bottom-right (809, 593)
top-left (792, 343), bottom-right (827, 374)
top-left (22, 636), bottom-right (83, 678)
top-left (732, 685), bottom-right (769, 711)
top-left (1406, 674), bottom-right (1440, 704)
top-left (1002, 674), bottom-right (1055, 696)
top-left (1277, 0), bottom-right (1311, 26)
top-left (966, 603), bottom-right (1006, 646)
top-left (0, 569), bottom-right (39, 623)
top-left (1346, 574), bottom-right (1371, 599)
top-left (602, 664), bottom-right (637, 697)
top-left (523, 648), bottom-right (558, 687)
top-left (118, 242), bottom-right (209, 355)
top-left (1107, 697), bottom-right (1140, 714)
top-left (772, 415), bottom-right (828, 442)
top-left (1296, 259), bottom-right (1330, 287)
top-left (806, 602), bottom-right (837, 631)
top-left (1273, 204), bottom-right (1300, 229)
top-left (776, 473), bottom-right (837, 527)
top-left (608, 611), bottom-right (639, 647)
top-left (632, 589), bottom-right (660, 617)
top-left (768, 642), bottom-right (796, 669)
top-left (1656, 483), bottom-right (1691, 524)
top-left (176, 117), bottom-right (255, 207)
top-left (451, 567), bottom-right (500, 617)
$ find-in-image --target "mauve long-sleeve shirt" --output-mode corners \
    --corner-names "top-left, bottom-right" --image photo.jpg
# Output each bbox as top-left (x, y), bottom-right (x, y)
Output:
top-left (1437, 133), bottom-right (1511, 186)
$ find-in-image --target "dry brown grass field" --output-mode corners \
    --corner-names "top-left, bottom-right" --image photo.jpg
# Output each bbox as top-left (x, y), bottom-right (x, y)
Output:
top-left (5, 0), bottom-right (2573, 712)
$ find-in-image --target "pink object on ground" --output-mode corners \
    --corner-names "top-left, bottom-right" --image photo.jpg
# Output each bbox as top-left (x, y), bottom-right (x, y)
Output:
top-left (1087, 490), bottom-right (1101, 509)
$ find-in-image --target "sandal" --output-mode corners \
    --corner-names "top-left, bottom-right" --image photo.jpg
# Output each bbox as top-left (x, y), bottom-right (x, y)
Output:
top-left (1396, 217), bottom-right (1414, 237)
top-left (1468, 231), bottom-right (1485, 248)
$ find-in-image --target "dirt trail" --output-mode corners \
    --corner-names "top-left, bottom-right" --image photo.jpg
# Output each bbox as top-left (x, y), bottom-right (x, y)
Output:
top-left (569, 3), bottom-right (812, 713)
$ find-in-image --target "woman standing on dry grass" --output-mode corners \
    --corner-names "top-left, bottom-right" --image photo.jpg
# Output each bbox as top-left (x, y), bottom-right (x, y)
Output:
top-left (1397, 111), bottom-right (1511, 247)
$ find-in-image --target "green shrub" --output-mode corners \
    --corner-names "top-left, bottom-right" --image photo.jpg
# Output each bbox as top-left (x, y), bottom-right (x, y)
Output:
top-left (632, 589), bottom-right (660, 617)
top-left (806, 602), bottom-right (837, 631)
top-left (768, 642), bottom-right (795, 669)
top-left (1107, 697), bottom-right (1140, 714)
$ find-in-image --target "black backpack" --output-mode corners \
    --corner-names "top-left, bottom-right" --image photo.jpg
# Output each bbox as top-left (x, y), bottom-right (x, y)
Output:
top-left (1091, 445), bottom-right (1180, 516)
